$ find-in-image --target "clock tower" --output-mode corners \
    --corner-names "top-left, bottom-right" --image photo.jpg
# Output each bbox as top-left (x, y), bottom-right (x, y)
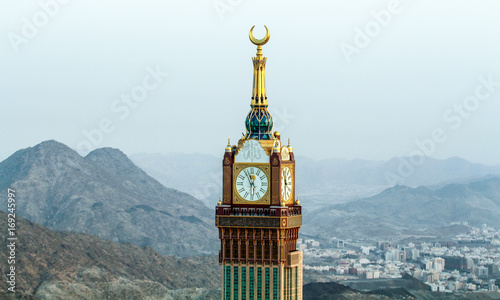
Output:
top-left (215, 26), bottom-right (303, 300)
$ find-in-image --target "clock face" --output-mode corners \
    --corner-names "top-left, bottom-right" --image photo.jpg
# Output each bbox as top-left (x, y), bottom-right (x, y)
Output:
top-left (281, 166), bottom-right (293, 202)
top-left (235, 166), bottom-right (269, 201)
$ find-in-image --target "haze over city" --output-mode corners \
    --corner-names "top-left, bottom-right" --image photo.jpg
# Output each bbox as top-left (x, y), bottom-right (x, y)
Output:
top-left (2, 0), bottom-right (500, 164)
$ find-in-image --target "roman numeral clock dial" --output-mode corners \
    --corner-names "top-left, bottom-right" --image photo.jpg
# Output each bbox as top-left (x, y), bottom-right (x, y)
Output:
top-left (281, 166), bottom-right (293, 202)
top-left (235, 167), bottom-right (269, 201)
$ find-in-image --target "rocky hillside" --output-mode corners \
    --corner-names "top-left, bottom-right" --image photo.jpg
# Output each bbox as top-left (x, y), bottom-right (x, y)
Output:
top-left (303, 274), bottom-right (500, 300)
top-left (303, 281), bottom-right (417, 299)
top-left (0, 140), bottom-right (218, 257)
top-left (0, 211), bottom-right (221, 299)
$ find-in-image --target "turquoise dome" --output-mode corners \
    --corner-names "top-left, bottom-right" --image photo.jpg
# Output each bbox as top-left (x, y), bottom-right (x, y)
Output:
top-left (245, 108), bottom-right (273, 140)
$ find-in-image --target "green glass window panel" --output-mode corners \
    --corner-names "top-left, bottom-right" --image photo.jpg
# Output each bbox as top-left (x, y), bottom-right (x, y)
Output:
top-left (257, 267), bottom-right (262, 300)
top-left (265, 268), bottom-right (270, 300)
top-left (241, 266), bottom-right (247, 300)
top-left (273, 268), bottom-right (279, 300)
top-left (249, 267), bottom-right (255, 299)
top-left (234, 266), bottom-right (239, 300)
top-left (225, 266), bottom-right (231, 300)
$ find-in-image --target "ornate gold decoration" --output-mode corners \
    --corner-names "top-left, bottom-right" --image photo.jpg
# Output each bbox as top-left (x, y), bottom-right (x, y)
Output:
top-left (249, 25), bottom-right (270, 46)
top-left (272, 158), bottom-right (279, 165)
top-left (223, 157), bottom-right (230, 165)
top-left (273, 139), bottom-right (281, 153)
top-left (217, 215), bottom-right (302, 228)
top-left (281, 146), bottom-right (290, 161)
top-left (217, 195), bottom-right (222, 206)
top-left (235, 139), bottom-right (269, 163)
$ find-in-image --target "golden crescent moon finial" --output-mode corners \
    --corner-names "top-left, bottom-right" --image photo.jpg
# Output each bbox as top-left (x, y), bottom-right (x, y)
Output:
top-left (249, 25), bottom-right (270, 46)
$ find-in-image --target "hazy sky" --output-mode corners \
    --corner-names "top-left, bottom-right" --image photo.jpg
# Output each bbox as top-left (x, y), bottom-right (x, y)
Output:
top-left (2, 0), bottom-right (500, 164)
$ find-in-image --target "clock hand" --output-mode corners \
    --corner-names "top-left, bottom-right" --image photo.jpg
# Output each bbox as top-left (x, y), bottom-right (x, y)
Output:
top-left (244, 169), bottom-right (252, 187)
top-left (248, 170), bottom-right (256, 187)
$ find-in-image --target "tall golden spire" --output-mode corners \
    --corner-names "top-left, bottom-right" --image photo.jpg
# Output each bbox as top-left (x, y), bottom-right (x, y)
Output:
top-left (249, 26), bottom-right (270, 107)
top-left (245, 26), bottom-right (273, 140)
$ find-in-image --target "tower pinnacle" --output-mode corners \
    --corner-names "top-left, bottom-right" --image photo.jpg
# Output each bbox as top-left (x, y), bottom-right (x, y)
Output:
top-left (245, 25), bottom-right (273, 140)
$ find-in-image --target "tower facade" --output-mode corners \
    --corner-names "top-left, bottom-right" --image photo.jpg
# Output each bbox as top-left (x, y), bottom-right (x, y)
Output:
top-left (215, 26), bottom-right (303, 300)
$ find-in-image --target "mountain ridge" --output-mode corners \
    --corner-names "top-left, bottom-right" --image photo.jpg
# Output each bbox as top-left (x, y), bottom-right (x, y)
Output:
top-left (0, 140), bottom-right (218, 257)
top-left (303, 176), bottom-right (500, 241)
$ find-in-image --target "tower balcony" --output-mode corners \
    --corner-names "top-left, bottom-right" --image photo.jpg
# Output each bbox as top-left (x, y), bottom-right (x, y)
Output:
top-left (215, 205), bottom-right (301, 217)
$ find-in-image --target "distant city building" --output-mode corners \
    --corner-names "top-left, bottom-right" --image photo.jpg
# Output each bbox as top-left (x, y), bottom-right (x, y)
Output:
top-left (334, 239), bottom-right (344, 248)
top-left (488, 264), bottom-right (499, 276)
top-left (377, 241), bottom-right (393, 251)
top-left (360, 246), bottom-right (371, 255)
top-left (466, 258), bottom-right (475, 271)
top-left (489, 279), bottom-right (498, 291)
top-left (365, 270), bottom-right (380, 279)
top-left (444, 256), bottom-right (467, 271)
top-left (433, 258), bottom-right (445, 273)
top-left (478, 266), bottom-right (489, 278)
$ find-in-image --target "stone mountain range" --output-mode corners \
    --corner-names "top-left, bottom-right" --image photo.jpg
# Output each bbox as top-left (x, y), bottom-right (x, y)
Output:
top-left (125, 150), bottom-right (500, 242)
top-left (0, 211), bottom-right (221, 300)
top-left (303, 176), bottom-right (500, 241)
top-left (0, 140), bottom-right (218, 257)
top-left (3, 140), bottom-right (500, 253)
top-left (2, 140), bottom-right (500, 298)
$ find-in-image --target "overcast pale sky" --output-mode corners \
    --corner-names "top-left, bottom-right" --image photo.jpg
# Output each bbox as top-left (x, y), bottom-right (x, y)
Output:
top-left (2, 0), bottom-right (500, 164)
